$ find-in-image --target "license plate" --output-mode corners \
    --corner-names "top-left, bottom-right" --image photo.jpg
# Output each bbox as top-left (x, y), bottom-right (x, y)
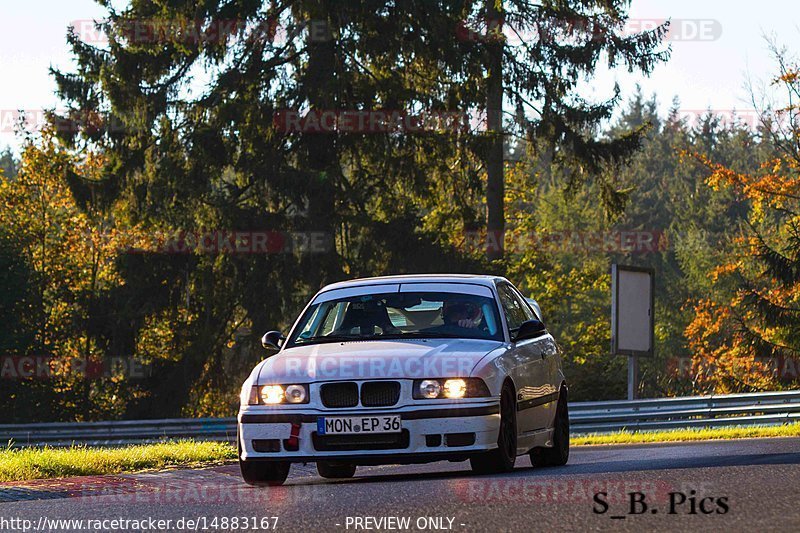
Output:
top-left (317, 415), bottom-right (402, 435)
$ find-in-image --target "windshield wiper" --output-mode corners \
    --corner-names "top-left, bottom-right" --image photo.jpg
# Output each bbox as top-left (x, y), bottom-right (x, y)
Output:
top-left (297, 331), bottom-right (473, 344)
top-left (296, 334), bottom-right (363, 344)
top-left (379, 332), bottom-right (464, 339)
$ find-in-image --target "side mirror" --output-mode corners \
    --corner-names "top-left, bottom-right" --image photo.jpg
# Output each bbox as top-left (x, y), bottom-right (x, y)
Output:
top-left (515, 319), bottom-right (547, 342)
top-left (261, 330), bottom-right (285, 351)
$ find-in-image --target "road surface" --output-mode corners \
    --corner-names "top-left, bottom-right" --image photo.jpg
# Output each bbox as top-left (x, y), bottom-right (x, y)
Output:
top-left (2, 438), bottom-right (800, 532)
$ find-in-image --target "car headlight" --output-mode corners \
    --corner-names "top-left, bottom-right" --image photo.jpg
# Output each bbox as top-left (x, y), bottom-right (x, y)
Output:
top-left (284, 384), bottom-right (307, 403)
top-left (443, 378), bottom-right (467, 399)
top-left (413, 378), bottom-right (490, 399)
top-left (418, 379), bottom-right (441, 399)
top-left (261, 385), bottom-right (285, 404)
top-left (240, 384), bottom-right (309, 405)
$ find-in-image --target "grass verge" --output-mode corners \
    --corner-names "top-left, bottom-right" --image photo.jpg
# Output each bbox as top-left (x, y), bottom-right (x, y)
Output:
top-left (572, 422), bottom-right (800, 446)
top-left (0, 440), bottom-right (236, 482)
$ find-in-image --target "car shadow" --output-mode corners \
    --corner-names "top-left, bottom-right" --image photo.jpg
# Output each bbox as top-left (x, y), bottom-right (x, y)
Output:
top-left (285, 444), bottom-right (800, 486)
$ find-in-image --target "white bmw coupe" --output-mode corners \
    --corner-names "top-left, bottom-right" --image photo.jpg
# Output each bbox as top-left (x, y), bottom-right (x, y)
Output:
top-left (237, 274), bottom-right (568, 485)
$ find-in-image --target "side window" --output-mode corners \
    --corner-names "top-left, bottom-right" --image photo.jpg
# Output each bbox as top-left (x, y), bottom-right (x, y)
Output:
top-left (319, 302), bottom-right (344, 335)
top-left (299, 302), bottom-right (344, 338)
top-left (510, 287), bottom-right (537, 322)
top-left (497, 283), bottom-right (531, 332)
top-left (297, 304), bottom-right (325, 338)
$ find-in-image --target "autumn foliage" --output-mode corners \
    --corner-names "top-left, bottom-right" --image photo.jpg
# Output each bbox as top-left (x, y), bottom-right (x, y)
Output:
top-left (683, 63), bottom-right (800, 392)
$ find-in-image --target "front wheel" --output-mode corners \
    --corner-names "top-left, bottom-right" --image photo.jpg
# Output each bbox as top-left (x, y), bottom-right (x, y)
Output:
top-left (317, 461), bottom-right (357, 479)
top-left (240, 459), bottom-right (290, 486)
top-left (470, 381), bottom-right (517, 474)
top-left (530, 388), bottom-right (569, 467)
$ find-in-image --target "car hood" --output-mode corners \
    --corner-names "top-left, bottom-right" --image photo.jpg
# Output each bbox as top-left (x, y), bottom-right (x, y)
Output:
top-left (255, 338), bottom-right (504, 383)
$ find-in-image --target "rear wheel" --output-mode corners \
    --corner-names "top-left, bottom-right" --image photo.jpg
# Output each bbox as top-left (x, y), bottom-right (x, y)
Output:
top-left (238, 430), bottom-right (291, 486)
top-left (317, 461), bottom-right (357, 479)
top-left (530, 387), bottom-right (569, 467)
top-left (470, 381), bottom-right (517, 474)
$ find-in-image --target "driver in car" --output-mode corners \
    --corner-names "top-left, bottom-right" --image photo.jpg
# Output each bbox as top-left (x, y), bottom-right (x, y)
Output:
top-left (441, 299), bottom-right (483, 329)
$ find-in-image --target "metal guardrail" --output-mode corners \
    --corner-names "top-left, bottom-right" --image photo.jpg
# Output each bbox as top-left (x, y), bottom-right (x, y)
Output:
top-left (2, 390), bottom-right (800, 447)
top-left (0, 418), bottom-right (237, 448)
top-left (569, 390), bottom-right (800, 433)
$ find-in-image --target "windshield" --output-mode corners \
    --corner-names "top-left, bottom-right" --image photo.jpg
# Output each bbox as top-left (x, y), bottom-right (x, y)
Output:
top-left (287, 291), bottom-right (503, 346)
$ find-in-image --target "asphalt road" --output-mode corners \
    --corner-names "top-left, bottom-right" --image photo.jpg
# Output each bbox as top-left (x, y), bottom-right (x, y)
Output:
top-left (2, 438), bottom-right (800, 532)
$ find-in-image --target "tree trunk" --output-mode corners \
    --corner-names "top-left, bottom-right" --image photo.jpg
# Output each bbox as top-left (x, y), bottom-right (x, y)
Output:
top-left (302, 2), bottom-right (341, 288)
top-left (485, 0), bottom-right (505, 261)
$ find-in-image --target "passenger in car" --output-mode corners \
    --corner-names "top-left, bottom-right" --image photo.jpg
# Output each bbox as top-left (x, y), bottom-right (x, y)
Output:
top-left (443, 300), bottom-right (483, 329)
top-left (412, 299), bottom-right (486, 337)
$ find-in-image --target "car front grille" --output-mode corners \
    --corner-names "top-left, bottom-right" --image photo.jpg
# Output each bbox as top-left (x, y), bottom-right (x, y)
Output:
top-left (360, 381), bottom-right (401, 407)
top-left (320, 381), bottom-right (402, 407)
top-left (312, 430), bottom-right (410, 451)
top-left (320, 382), bottom-right (359, 408)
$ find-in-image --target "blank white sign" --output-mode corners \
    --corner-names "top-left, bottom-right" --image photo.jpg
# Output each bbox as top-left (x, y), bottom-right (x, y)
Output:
top-left (614, 268), bottom-right (652, 354)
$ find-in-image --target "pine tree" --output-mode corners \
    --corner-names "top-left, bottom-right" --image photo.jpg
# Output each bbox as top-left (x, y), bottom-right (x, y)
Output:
top-left (51, 0), bottom-right (486, 414)
top-left (464, 0), bottom-right (670, 259)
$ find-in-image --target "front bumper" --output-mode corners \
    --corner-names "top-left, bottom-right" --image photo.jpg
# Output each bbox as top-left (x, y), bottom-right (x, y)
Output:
top-left (238, 402), bottom-right (500, 464)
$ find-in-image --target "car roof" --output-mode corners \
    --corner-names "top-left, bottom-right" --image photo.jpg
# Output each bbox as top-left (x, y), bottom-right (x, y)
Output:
top-left (319, 274), bottom-right (508, 293)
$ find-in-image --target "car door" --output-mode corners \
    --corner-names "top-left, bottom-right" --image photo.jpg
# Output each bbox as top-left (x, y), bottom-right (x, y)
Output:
top-left (517, 289), bottom-right (560, 426)
top-left (496, 282), bottom-right (552, 432)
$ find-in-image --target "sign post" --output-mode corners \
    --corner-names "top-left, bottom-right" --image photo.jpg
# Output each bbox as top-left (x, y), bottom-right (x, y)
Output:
top-left (611, 264), bottom-right (654, 400)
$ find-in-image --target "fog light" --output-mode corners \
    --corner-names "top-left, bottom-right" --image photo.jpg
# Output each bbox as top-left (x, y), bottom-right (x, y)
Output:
top-left (419, 379), bottom-right (441, 399)
top-left (443, 379), bottom-right (467, 399)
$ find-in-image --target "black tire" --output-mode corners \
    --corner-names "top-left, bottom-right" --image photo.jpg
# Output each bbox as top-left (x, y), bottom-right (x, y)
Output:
top-left (317, 461), bottom-right (357, 479)
top-left (240, 460), bottom-right (290, 486)
top-left (470, 381), bottom-right (517, 474)
top-left (238, 430), bottom-right (290, 486)
top-left (530, 387), bottom-right (569, 467)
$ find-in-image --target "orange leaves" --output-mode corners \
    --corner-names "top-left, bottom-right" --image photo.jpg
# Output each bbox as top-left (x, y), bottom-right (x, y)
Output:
top-left (684, 151), bottom-right (749, 194)
top-left (686, 150), bottom-right (800, 205)
top-left (776, 69), bottom-right (799, 84)
top-left (710, 262), bottom-right (740, 282)
top-left (685, 147), bottom-right (800, 240)
top-left (685, 298), bottom-right (729, 345)
top-left (746, 170), bottom-right (800, 209)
